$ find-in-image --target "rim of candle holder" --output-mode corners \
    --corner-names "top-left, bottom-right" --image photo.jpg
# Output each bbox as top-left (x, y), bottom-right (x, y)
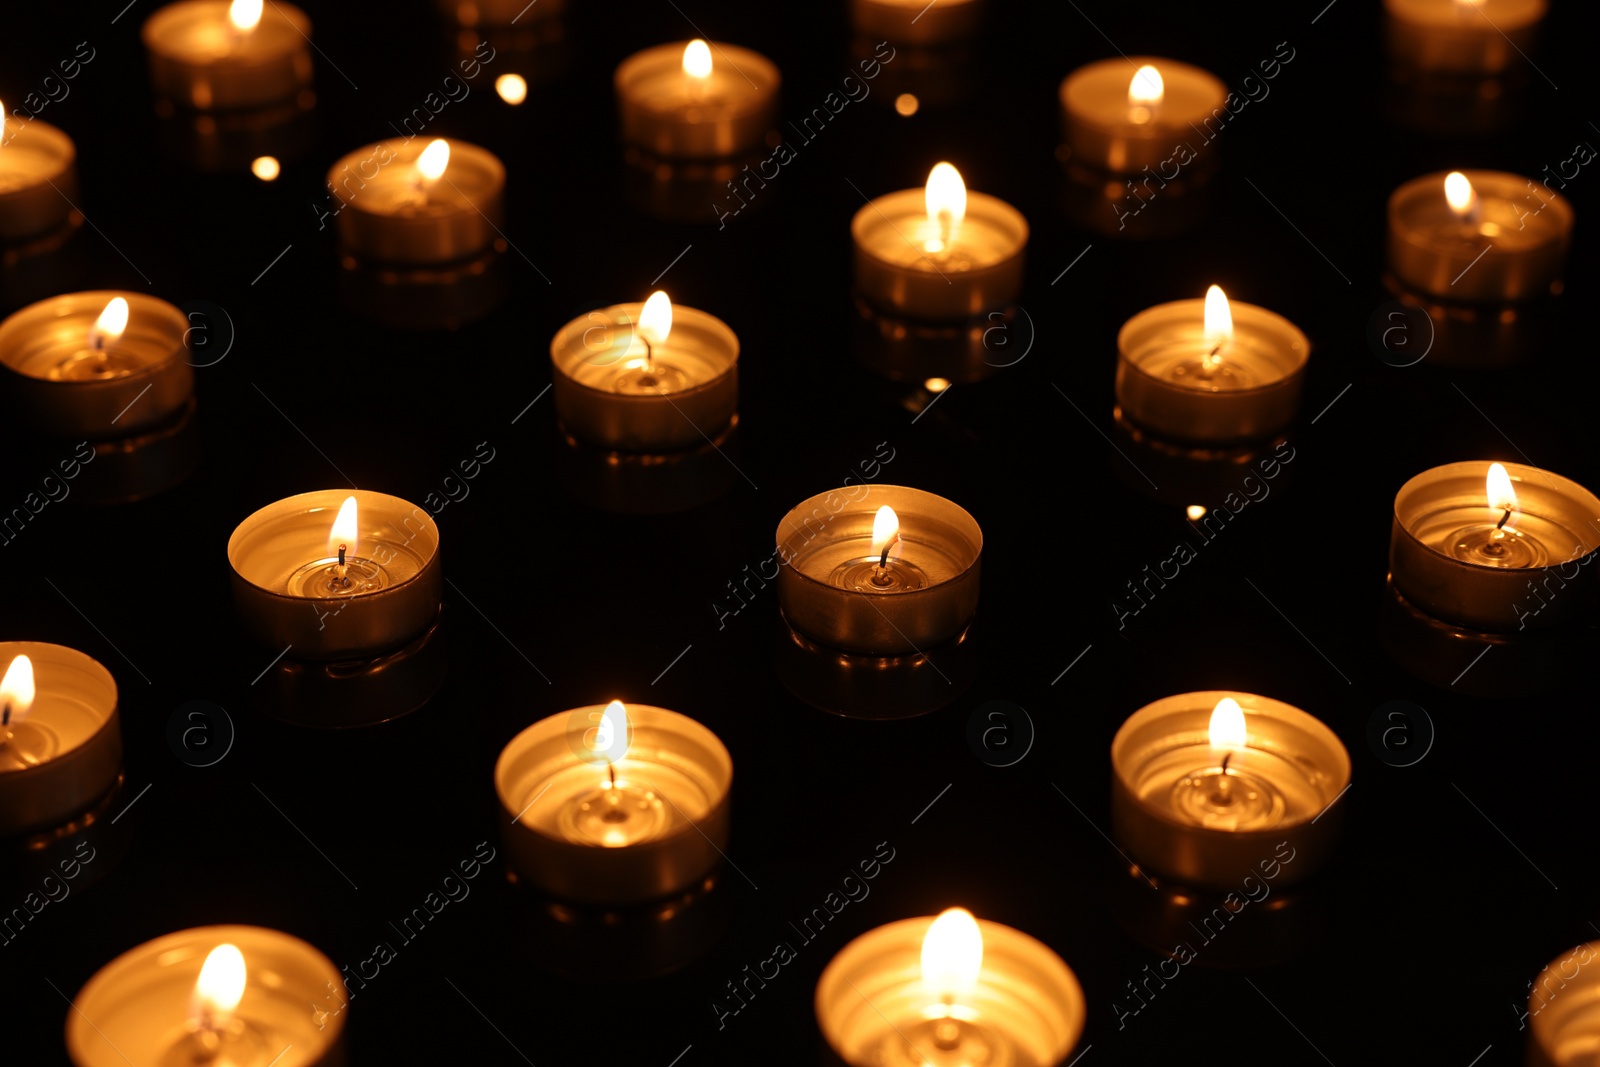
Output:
top-left (614, 41), bottom-right (782, 160)
top-left (0, 119), bottom-right (78, 243)
top-left (815, 915), bottom-right (1086, 1067)
top-left (142, 0), bottom-right (315, 112)
top-left (67, 923), bottom-right (346, 1065)
top-left (1527, 940), bottom-right (1600, 1067)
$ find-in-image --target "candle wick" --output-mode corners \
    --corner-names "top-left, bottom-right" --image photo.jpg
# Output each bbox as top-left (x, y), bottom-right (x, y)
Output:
top-left (338, 545), bottom-right (346, 568)
top-left (608, 761), bottom-right (617, 788)
top-left (1497, 508), bottom-right (1512, 530)
top-left (1219, 751), bottom-right (1233, 774)
top-left (641, 335), bottom-right (654, 374)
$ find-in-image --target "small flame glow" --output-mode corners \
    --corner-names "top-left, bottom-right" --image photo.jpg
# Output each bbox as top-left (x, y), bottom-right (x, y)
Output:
top-left (1128, 65), bottom-right (1164, 109)
top-left (870, 505), bottom-right (901, 561)
top-left (328, 496), bottom-right (359, 557)
top-left (229, 0), bottom-right (264, 32)
top-left (923, 163), bottom-right (967, 254)
top-left (91, 297), bottom-right (130, 349)
top-left (250, 156), bottom-right (280, 181)
top-left (1, 655), bottom-right (36, 726)
top-left (1186, 505), bottom-right (1207, 521)
top-left (1209, 697), bottom-right (1247, 751)
top-left (191, 944), bottom-right (247, 1031)
top-left (921, 908), bottom-right (983, 1002)
top-left (638, 291), bottom-right (673, 348)
top-left (1444, 171), bottom-right (1477, 218)
top-left (592, 700), bottom-right (631, 765)
top-left (1487, 462), bottom-right (1519, 515)
top-left (417, 139), bottom-right (451, 185)
top-left (496, 74), bottom-right (528, 105)
top-left (1203, 285), bottom-right (1233, 352)
top-left (683, 40), bottom-right (713, 80)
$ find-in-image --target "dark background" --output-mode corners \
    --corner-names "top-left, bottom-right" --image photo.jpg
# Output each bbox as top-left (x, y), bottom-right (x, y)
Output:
top-left (4, 1), bottom-right (1599, 1064)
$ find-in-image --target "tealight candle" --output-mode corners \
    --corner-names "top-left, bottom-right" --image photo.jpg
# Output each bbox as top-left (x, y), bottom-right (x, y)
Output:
top-left (1116, 285), bottom-right (1309, 443)
top-left (67, 925), bottom-right (344, 1067)
top-left (1526, 940), bottom-right (1600, 1067)
top-left (1390, 461), bottom-right (1600, 632)
top-left (816, 908), bottom-right (1086, 1067)
top-left (850, 0), bottom-right (982, 44)
top-left (852, 162), bottom-right (1027, 321)
top-left (776, 485), bottom-right (980, 655)
top-left (142, 0), bottom-right (313, 110)
top-left (0, 109), bottom-right (78, 243)
top-left (1385, 0), bottom-right (1546, 75)
top-left (0, 292), bottom-right (193, 438)
top-left (1059, 57), bottom-right (1226, 174)
top-left (1388, 170), bottom-right (1573, 303)
top-left (0, 644), bottom-right (120, 839)
top-left (496, 700), bottom-right (733, 906)
top-left (1111, 692), bottom-right (1351, 888)
top-left (616, 39), bottom-right (780, 160)
top-left (550, 290), bottom-right (738, 453)
top-left (228, 490), bottom-right (442, 661)
top-left (328, 137), bottom-right (506, 266)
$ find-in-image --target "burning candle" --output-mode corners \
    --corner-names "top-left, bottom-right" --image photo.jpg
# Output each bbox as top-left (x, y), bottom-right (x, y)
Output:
top-left (327, 136), bottom-right (506, 266)
top-left (142, 0), bottom-right (313, 110)
top-left (776, 485), bottom-right (980, 654)
top-left (495, 700), bottom-right (733, 906)
top-left (1387, 169), bottom-right (1574, 303)
top-left (0, 106), bottom-right (78, 243)
top-left (550, 290), bottom-right (739, 453)
top-left (228, 490), bottom-right (442, 660)
top-left (852, 162), bottom-right (1028, 321)
top-left (0, 292), bottom-right (193, 438)
top-left (0, 644), bottom-right (121, 839)
top-left (1385, 0), bottom-right (1546, 75)
top-left (849, 0), bottom-right (982, 44)
top-left (816, 908), bottom-right (1086, 1067)
top-left (1116, 285), bottom-right (1309, 443)
top-left (67, 926), bottom-right (344, 1067)
top-left (1059, 57), bottom-right (1226, 173)
top-left (1525, 940), bottom-right (1600, 1067)
top-left (1390, 461), bottom-right (1600, 632)
top-left (1111, 692), bottom-right (1350, 888)
top-left (615, 38), bottom-right (780, 159)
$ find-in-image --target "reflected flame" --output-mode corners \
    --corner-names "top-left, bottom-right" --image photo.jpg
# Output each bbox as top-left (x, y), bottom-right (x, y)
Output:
top-left (870, 505), bottom-right (901, 561)
top-left (91, 297), bottom-right (130, 350)
top-left (1128, 65), bottom-right (1164, 109)
top-left (683, 40), bottom-right (713, 80)
top-left (1444, 171), bottom-right (1477, 219)
top-left (328, 496), bottom-right (359, 556)
top-left (1, 655), bottom-right (36, 727)
top-left (229, 0), bottom-right (264, 32)
top-left (921, 908), bottom-right (983, 1002)
top-left (1487, 462), bottom-right (1518, 515)
top-left (923, 162), bottom-right (967, 254)
top-left (191, 944), bottom-right (246, 1031)
top-left (592, 700), bottom-right (631, 765)
top-left (495, 74), bottom-right (528, 105)
top-left (638, 290), bottom-right (673, 348)
top-left (1209, 697), bottom-right (1247, 751)
top-left (1203, 285), bottom-right (1233, 353)
top-left (417, 139), bottom-right (451, 185)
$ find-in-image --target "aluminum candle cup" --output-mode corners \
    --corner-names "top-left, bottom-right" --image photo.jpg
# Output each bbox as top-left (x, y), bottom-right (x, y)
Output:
top-left (550, 300), bottom-right (738, 453)
top-left (228, 490), bottom-right (442, 661)
top-left (1390, 462), bottom-right (1600, 632)
top-left (1387, 170), bottom-right (1573, 302)
top-left (1116, 293), bottom-right (1309, 444)
top-left (496, 703), bottom-right (732, 906)
top-left (142, 0), bottom-right (313, 110)
top-left (1111, 692), bottom-right (1351, 888)
top-left (816, 913), bottom-right (1086, 1067)
top-left (1060, 57), bottom-right (1226, 174)
top-left (67, 925), bottom-right (344, 1067)
top-left (1384, 0), bottom-right (1545, 75)
top-left (616, 41), bottom-right (779, 160)
top-left (776, 485), bottom-right (981, 655)
top-left (0, 119), bottom-right (77, 242)
top-left (328, 138), bottom-right (506, 266)
top-left (0, 643), bottom-right (120, 839)
top-left (1526, 941), bottom-right (1600, 1067)
top-left (849, 0), bottom-right (982, 44)
top-left (0, 291), bottom-right (192, 438)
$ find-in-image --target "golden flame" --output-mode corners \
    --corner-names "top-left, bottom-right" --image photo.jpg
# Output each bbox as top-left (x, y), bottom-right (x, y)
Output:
top-left (1128, 65), bottom-right (1164, 108)
top-left (1, 655), bottom-right (36, 725)
top-left (229, 0), bottom-right (264, 32)
top-left (923, 162), bottom-right (967, 254)
top-left (1186, 504), bottom-right (1207, 521)
top-left (870, 505), bottom-right (901, 560)
top-left (683, 39), bottom-right (713, 80)
top-left (1209, 697), bottom-right (1247, 751)
top-left (921, 908), bottom-right (983, 1002)
top-left (91, 297), bottom-right (130, 349)
top-left (417, 139), bottom-right (451, 185)
top-left (592, 700), bottom-right (631, 765)
top-left (1444, 171), bottom-right (1476, 218)
top-left (1487, 462), bottom-right (1518, 515)
top-left (638, 290), bottom-right (673, 348)
top-left (191, 944), bottom-right (247, 1030)
top-left (250, 156), bottom-right (280, 182)
top-left (1203, 285), bottom-right (1233, 353)
top-left (895, 93), bottom-right (919, 117)
top-left (328, 496), bottom-right (359, 557)
top-left (495, 74), bottom-right (528, 105)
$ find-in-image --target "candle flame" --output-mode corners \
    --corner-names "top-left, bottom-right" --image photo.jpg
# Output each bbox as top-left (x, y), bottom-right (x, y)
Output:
top-left (1208, 697), bottom-right (1247, 751)
top-left (591, 700), bottom-right (631, 765)
top-left (90, 297), bottom-right (130, 349)
top-left (923, 162), bottom-right (967, 254)
top-left (416, 139), bottom-right (451, 185)
top-left (870, 505), bottom-right (901, 561)
top-left (495, 74), bottom-right (528, 105)
top-left (1487, 462), bottom-right (1518, 515)
top-left (1128, 65), bottom-right (1164, 110)
top-left (1444, 171), bottom-right (1477, 219)
top-left (191, 944), bottom-right (246, 1032)
top-left (229, 0), bottom-right (264, 32)
top-left (1203, 285), bottom-right (1233, 353)
top-left (921, 908), bottom-right (983, 1003)
top-left (328, 496), bottom-right (359, 557)
top-left (638, 290), bottom-right (673, 348)
top-left (250, 156), bottom-right (280, 182)
top-left (683, 39), bottom-right (713, 80)
top-left (1, 655), bottom-right (36, 727)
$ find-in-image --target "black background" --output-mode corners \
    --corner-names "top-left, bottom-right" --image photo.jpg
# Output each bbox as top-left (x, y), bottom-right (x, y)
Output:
top-left (4, 1), bottom-right (1599, 1064)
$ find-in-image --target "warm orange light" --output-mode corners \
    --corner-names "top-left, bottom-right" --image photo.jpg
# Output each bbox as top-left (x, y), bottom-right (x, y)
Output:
top-left (870, 505), bottom-right (901, 561)
top-left (229, 0), bottom-right (264, 32)
top-left (1128, 65), bottom-right (1163, 121)
top-left (924, 376), bottom-right (951, 394)
top-left (683, 40), bottom-right (713, 80)
top-left (921, 908), bottom-right (983, 1003)
top-left (1186, 504), bottom-right (1207, 521)
top-left (0, 655), bottom-right (36, 727)
top-left (328, 496), bottom-right (359, 557)
top-left (1444, 171), bottom-right (1477, 219)
top-left (495, 74), bottom-right (528, 105)
top-left (1203, 285), bottom-right (1233, 354)
top-left (416, 139), bottom-right (451, 185)
top-left (0, 102), bottom-right (6, 149)
top-left (90, 298), bottom-right (129, 350)
top-left (1487, 462), bottom-right (1518, 516)
top-left (638, 290), bottom-right (673, 349)
top-left (250, 155), bottom-right (280, 181)
top-left (591, 700), bottom-right (631, 765)
top-left (1208, 697), bottom-right (1247, 751)
top-left (895, 93), bottom-right (919, 117)
top-left (191, 944), bottom-right (247, 1031)
top-left (923, 163), bottom-right (967, 254)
